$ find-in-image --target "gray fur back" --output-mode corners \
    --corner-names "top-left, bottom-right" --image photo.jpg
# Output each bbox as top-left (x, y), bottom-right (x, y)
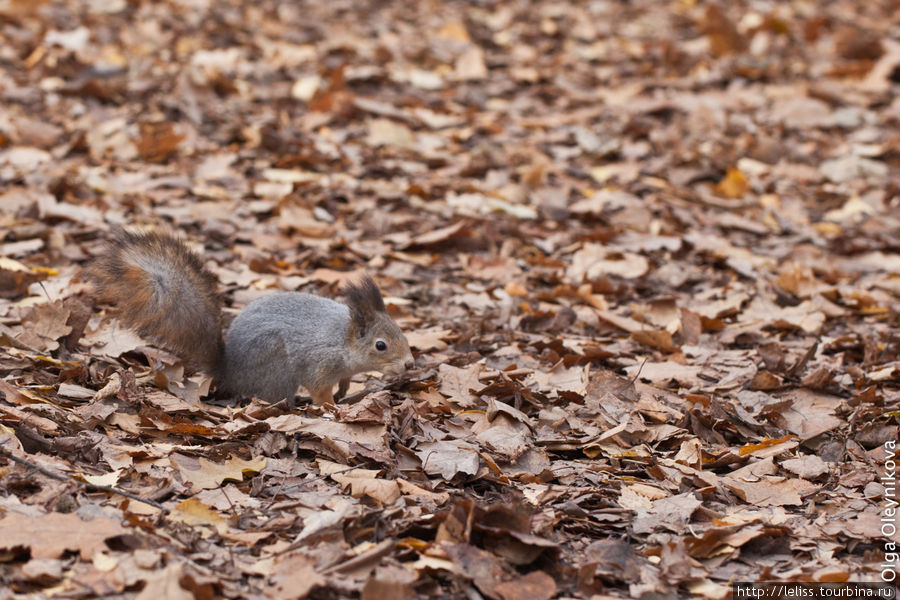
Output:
top-left (219, 292), bottom-right (350, 401)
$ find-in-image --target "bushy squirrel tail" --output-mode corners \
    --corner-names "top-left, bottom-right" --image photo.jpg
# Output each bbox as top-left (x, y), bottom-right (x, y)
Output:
top-left (89, 229), bottom-right (225, 374)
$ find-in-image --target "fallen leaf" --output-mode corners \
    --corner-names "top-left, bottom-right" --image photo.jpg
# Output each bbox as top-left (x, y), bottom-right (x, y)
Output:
top-left (0, 511), bottom-right (129, 560)
top-left (171, 455), bottom-right (267, 491)
top-left (567, 244), bottom-right (649, 281)
top-left (716, 167), bottom-right (749, 198)
top-left (267, 552), bottom-right (324, 599)
top-left (781, 455), bottom-right (829, 479)
top-left (416, 440), bottom-right (481, 480)
top-left (135, 563), bottom-right (193, 600)
top-left (169, 498), bottom-right (228, 536)
top-left (495, 570), bottom-right (556, 600)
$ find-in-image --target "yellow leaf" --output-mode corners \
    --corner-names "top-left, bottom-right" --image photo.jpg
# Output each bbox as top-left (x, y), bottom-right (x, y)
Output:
top-left (738, 435), bottom-right (797, 456)
top-left (813, 222), bottom-right (842, 235)
top-left (716, 167), bottom-right (749, 198)
top-left (504, 281), bottom-right (528, 297)
top-left (172, 455), bottom-right (266, 491)
top-left (437, 21), bottom-right (471, 43)
top-left (170, 498), bottom-right (228, 535)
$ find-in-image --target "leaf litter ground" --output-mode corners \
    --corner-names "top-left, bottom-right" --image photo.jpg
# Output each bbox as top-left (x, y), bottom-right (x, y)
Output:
top-left (0, 0), bottom-right (898, 598)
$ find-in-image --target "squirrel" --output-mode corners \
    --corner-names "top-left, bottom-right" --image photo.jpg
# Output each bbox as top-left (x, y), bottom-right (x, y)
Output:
top-left (89, 229), bottom-right (414, 406)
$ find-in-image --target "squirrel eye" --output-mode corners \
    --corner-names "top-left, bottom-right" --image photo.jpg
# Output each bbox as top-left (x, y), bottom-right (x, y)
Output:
top-left (375, 340), bottom-right (387, 352)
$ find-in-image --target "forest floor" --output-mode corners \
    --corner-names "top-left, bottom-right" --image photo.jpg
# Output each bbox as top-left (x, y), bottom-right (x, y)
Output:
top-left (0, 0), bottom-right (898, 598)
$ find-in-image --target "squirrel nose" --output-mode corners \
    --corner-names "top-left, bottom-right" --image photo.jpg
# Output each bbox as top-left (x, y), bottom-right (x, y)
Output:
top-left (404, 357), bottom-right (415, 370)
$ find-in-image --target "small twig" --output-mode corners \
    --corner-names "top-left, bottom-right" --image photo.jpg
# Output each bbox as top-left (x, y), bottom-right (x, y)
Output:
top-left (37, 281), bottom-right (54, 303)
top-left (335, 377), bottom-right (403, 405)
top-left (786, 338), bottom-right (819, 379)
top-left (262, 474), bottom-right (290, 511)
top-left (0, 443), bottom-right (167, 512)
top-left (478, 368), bottom-right (534, 381)
top-left (624, 357), bottom-right (648, 388)
top-left (322, 539), bottom-right (396, 574)
top-left (340, 386), bottom-right (380, 404)
top-left (286, 464), bottom-right (361, 490)
top-left (144, 481), bottom-right (176, 503)
top-left (217, 489), bottom-right (240, 574)
top-left (219, 484), bottom-right (239, 521)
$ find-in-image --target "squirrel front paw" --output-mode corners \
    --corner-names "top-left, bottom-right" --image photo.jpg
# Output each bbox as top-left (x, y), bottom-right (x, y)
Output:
top-left (335, 378), bottom-right (350, 400)
top-left (310, 386), bottom-right (335, 407)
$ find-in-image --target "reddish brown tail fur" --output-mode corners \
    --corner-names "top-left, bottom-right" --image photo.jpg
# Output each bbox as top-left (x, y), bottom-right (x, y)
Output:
top-left (88, 230), bottom-right (225, 374)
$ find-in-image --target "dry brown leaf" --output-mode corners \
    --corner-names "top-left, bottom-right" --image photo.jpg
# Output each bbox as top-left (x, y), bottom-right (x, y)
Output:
top-left (631, 329), bottom-right (678, 353)
top-left (781, 455), bottom-right (829, 479)
top-left (722, 476), bottom-right (817, 507)
top-left (437, 21), bottom-right (471, 43)
top-left (0, 511), bottom-right (129, 560)
top-left (495, 570), bottom-right (556, 600)
top-left (267, 553), bottom-right (324, 599)
top-left (777, 389), bottom-right (843, 440)
top-left (439, 363), bottom-right (485, 407)
top-left (331, 469), bottom-right (401, 505)
top-left (454, 46), bottom-right (488, 81)
top-left (416, 440), bottom-right (481, 480)
top-left (406, 328), bottom-right (451, 351)
top-left (632, 492), bottom-right (703, 535)
top-left (567, 244), bottom-right (649, 282)
top-left (397, 478), bottom-right (451, 505)
top-left (135, 122), bottom-right (184, 163)
top-left (171, 455), bottom-right (266, 491)
top-left (135, 563), bottom-right (193, 600)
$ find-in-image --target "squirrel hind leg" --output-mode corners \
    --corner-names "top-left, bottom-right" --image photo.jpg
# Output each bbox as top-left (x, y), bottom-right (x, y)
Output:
top-left (220, 332), bottom-right (301, 404)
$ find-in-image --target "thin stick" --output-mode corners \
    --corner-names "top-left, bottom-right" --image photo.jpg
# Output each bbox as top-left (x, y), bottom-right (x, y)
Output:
top-left (624, 357), bottom-right (648, 388)
top-left (0, 444), bottom-right (167, 512)
top-left (322, 539), bottom-right (395, 574)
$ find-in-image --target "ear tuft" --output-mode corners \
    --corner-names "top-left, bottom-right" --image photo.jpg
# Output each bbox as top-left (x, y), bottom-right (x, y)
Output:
top-left (344, 275), bottom-right (386, 314)
top-left (345, 275), bottom-right (386, 338)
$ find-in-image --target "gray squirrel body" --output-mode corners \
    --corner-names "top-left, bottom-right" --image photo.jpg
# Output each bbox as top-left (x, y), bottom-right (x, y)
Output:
top-left (90, 230), bottom-right (414, 405)
top-left (221, 292), bottom-right (394, 403)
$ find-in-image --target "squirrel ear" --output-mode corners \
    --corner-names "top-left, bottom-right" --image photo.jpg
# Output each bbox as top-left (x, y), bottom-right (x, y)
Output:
top-left (345, 275), bottom-right (386, 338)
top-left (349, 302), bottom-right (369, 337)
